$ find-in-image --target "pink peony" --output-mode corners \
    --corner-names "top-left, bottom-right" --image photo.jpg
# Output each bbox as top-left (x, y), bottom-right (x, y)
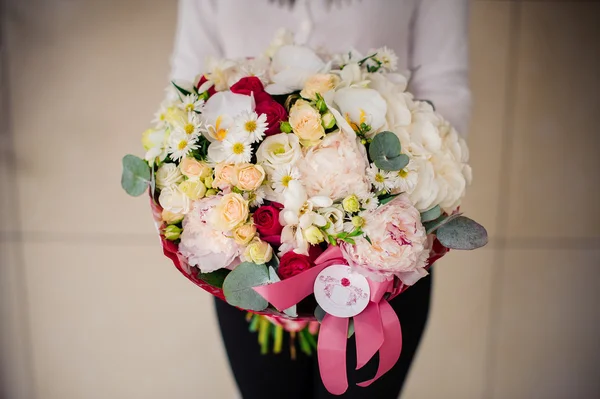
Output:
top-left (340, 194), bottom-right (430, 285)
top-left (178, 196), bottom-right (241, 273)
top-left (296, 130), bottom-right (371, 201)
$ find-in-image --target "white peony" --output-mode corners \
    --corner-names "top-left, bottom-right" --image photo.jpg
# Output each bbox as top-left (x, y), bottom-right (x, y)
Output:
top-left (368, 73), bottom-right (412, 132)
top-left (155, 163), bottom-right (183, 190)
top-left (266, 45), bottom-right (329, 95)
top-left (179, 197), bottom-right (241, 273)
top-left (296, 130), bottom-right (371, 201)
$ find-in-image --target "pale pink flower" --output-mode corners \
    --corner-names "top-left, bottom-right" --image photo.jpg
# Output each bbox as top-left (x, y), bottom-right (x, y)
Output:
top-left (340, 194), bottom-right (430, 285)
top-left (296, 130), bottom-right (370, 201)
top-left (179, 196), bottom-right (241, 273)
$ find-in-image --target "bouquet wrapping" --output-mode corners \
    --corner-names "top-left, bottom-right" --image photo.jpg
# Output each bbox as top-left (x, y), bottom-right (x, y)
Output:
top-left (122, 31), bottom-right (487, 395)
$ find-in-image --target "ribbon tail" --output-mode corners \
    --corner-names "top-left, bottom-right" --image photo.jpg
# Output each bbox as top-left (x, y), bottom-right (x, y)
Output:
top-left (318, 314), bottom-right (349, 396)
top-left (356, 300), bottom-right (402, 388)
top-left (353, 302), bottom-right (383, 370)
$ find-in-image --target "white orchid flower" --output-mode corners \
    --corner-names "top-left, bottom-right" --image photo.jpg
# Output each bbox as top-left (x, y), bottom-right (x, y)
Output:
top-left (279, 180), bottom-right (333, 254)
top-left (266, 45), bottom-right (330, 95)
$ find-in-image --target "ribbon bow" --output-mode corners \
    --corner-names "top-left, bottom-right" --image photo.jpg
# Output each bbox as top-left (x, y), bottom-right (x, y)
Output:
top-left (253, 246), bottom-right (402, 395)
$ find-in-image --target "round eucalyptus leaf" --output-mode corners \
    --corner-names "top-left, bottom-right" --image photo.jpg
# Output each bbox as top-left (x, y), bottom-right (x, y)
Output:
top-left (436, 216), bottom-right (488, 250)
top-left (420, 205), bottom-right (442, 223)
top-left (223, 262), bottom-right (270, 311)
top-left (368, 131), bottom-right (409, 171)
top-left (197, 269), bottom-right (230, 289)
top-left (121, 154), bottom-right (151, 197)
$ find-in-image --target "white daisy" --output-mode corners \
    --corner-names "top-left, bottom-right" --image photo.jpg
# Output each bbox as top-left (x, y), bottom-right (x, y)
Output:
top-left (367, 164), bottom-right (396, 192)
top-left (244, 186), bottom-right (267, 208)
top-left (272, 164), bottom-right (301, 193)
top-left (168, 132), bottom-right (198, 161)
top-left (359, 191), bottom-right (379, 211)
top-left (233, 111), bottom-right (268, 143)
top-left (374, 46), bottom-right (398, 72)
top-left (179, 93), bottom-right (204, 114)
top-left (175, 112), bottom-right (202, 138)
top-left (391, 159), bottom-right (419, 194)
top-left (221, 133), bottom-right (253, 164)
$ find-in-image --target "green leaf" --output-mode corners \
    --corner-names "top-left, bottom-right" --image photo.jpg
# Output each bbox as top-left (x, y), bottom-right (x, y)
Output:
top-left (222, 262), bottom-right (270, 311)
top-left (436, 216), bottom-right (488, 250)
top-left (347, 319), bottom-right (355, 338)
top-left (121, 154), bottom-right (151, 196)
top-left (379, 193), bottom-right (399, 206)
top-left (197, 269), bottom-right (230, 289)
top-left (266, 256), bottom-right (280, 271)
top-left (420, 205), bottom-right (442, 223)
top-left (423, 213), bottom-right (462, 234)
top-left (171, 80), bottom-right (192, 97)
top-left (369, 131), bottom-right (409, 171)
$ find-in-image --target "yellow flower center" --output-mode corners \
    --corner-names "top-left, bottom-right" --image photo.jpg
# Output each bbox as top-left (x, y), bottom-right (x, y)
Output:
top-left (178, 140), bottom-right (188, 150)
top-left (185, 104), bottom-right (195, 112)
top-left (159, 113), bottom-right (166, 121)
top-left (244, 121), bottom-right (257, 133)
top-left (375, 173), bottom-right (385, 183)
top-left (184, 123), bottom-right (195, 135)
top-left (398, 169), bottom-right (408, 178)
top-left (271, 144), bottom-right (286, 155)
top-left (281, 175), bottom-right (292, 187)
top-left (232, 143), bottom-right (245, 155)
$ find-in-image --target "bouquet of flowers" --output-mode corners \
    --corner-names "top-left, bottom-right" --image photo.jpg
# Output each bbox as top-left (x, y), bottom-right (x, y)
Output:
top-left (121, 31), bottom-right (487, 395)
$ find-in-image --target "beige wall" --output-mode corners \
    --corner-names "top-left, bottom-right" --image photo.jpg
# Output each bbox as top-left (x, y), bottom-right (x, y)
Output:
top-left (1, 1), bottom-right (599, 398)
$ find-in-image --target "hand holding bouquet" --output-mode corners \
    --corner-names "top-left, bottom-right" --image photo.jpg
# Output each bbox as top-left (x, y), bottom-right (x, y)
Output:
top-left (122, 31), bottom-right (487, 395)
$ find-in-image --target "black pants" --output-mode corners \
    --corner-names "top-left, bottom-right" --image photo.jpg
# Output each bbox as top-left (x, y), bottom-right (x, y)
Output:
top-left (215, 271), bottom-right (432, 399)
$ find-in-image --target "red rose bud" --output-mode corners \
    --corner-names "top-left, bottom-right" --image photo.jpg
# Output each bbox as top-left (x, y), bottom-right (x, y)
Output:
top-left (255, 99), bottom-right (288, 136)
top-left (278, 251), bottom-right (314, 280)
top-left (253, 205), bottom-right (283, 236)
top-left (230, 76), bottom-right (265, 96)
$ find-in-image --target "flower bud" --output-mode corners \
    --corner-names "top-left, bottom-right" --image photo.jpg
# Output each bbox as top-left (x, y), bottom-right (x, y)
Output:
top-left (316, 98), bottom-right (327, 113)
top-left (204, 175), bottom-right (214, 189)
top-left (351, 215), bottom-right (365, 228)
top-left (179, 180), bottom-right (207, 200)
top-left (206, 189), bottom-right (217, 197)
top-left (321, 112), bottom-right (336, 130)
top-left (342, 195), bottom-right (360, 213)
top-left (164, 225), bottom-right (182, 241)
top-left (280, 121), bottom-right (292, 133)
top-left (303, 225), bottom-right (325, 245)
top-left (243, 238), bottom-right (273, 264)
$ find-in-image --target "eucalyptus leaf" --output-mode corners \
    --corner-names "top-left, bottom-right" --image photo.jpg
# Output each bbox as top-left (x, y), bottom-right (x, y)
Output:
top-left (197, 269), bottom-right (230, 289)
top-left (121, 154), bottom-right (151, 196)
top-left (266, 256), bottom-right (280, 271)
top-left (420, 205), bottom-right (442, 223)
top-left (314, 305), bottom-right (326, 323)
top-left (436, 216), bottom-right (488, 250)
top-left (369, 131), bottom-right (409, 171)
top-left (222, 262), bottom-right (270, 311)
top-left (424, 213), bottom-right (462, 234)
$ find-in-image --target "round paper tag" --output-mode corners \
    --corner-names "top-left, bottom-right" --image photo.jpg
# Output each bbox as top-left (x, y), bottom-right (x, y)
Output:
top-left (314, 265), bottom-right (371, 318)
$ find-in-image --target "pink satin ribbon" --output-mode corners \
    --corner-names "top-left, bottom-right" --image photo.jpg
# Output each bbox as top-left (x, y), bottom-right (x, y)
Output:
top-left (253, 246), bottom-right (403, 395)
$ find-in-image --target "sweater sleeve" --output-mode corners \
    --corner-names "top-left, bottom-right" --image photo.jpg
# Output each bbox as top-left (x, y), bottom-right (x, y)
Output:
top-left (169, 0), bottom-right (224, 81)
top-left (409, 0), bottom-right (472, 136)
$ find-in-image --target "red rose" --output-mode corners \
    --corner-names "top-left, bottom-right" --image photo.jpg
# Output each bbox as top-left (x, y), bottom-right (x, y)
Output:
top-left (196, 75), bottom-right (216, 96)
top-left (230, 76), bottom-right (265, 96)
top-left (255, 99), bottom-right (288, 136)
top-left (253, 205), bottom-right (283, 236)
top-left (278, 252), bottom-right (314, 279)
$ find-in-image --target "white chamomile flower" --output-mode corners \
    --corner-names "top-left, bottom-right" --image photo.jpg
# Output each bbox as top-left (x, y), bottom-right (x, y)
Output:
top-left (374, 46), bottom-right (398, 71)
top-left (360, 191), bottom-right (379, 211)
top-left (222, 133), bottom-right (253, 164)
top-left (367, 164), bottom-right (396, 192)
top-left (272, 164), bottom-right (301, 193)
top-left (176, 112), bottom-right (202, 138)
top-left (244, 186), bottom-right (267, 208)
top-left (234, 111), bottom-right (268, 143)
top-left (391, 159), bottom-right (419, 194)
top-left (168, 132), bottom-right (198, 161)
top-left (179, 93), bottom-right (204, 114)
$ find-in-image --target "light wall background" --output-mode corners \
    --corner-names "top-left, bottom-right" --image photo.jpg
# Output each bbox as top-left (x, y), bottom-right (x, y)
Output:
top-left (1, 1), bottom-right (599, 398)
